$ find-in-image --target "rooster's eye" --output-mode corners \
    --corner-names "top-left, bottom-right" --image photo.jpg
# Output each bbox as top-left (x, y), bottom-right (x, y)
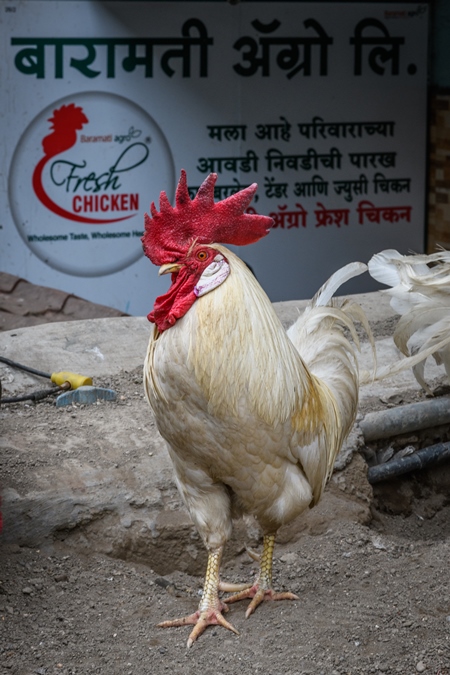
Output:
top-left (196, 251), bottom-right (208, 261)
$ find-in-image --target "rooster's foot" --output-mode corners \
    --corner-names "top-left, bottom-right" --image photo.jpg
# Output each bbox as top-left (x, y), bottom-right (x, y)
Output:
top-left (225, 584), bottom-right (299, 618)
top-left (225, 533), bottom-right (299, 617)
top-left (158, 604), bottom-right (238, 648)
top-left (157, 546), bottom-right (240, 647)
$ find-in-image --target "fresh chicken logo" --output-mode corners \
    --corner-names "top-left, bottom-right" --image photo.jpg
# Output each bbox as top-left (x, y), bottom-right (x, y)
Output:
top-left (31, 103), bottom-right (145, 224)
top-left (9, 92), bottom-right (174, 277)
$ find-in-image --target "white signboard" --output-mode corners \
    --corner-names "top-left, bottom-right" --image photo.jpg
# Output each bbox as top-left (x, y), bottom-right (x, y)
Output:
top-left (0, 2), bottom-right (428, 315)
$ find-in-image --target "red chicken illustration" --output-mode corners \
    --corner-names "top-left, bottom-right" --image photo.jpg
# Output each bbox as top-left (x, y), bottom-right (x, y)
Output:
top-left (32, 103), bottom-right (132, 224)
top-left (41, 103), bottom-right (88, 158)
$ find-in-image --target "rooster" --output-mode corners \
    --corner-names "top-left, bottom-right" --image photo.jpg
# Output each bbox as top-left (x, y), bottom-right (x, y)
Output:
top-left (142, 171), bottom-right (371, 647)
top-left (368, 248), bottom-right (450, 394)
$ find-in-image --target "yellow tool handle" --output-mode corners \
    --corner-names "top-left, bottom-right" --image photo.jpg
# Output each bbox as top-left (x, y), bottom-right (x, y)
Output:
top-left (51, 372), bottom-right (93, 389)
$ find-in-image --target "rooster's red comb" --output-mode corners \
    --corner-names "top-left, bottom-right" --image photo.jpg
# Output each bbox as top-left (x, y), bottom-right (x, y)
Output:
top-left (142, 170), bottom-right (273, 265)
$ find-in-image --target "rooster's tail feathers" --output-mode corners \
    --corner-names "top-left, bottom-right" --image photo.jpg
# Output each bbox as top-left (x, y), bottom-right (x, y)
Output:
top-left (366, 248), bottom-right (450, 392)
top-left (368, 248), bottom-right (450, 294)
top-left (307, 261), bottom-right (376, 368)
top-left (367, 249), bottom-right (406, 287)
top-left (288, 262), bottom-right (376, 378)
top-left (310, 261), bottom-right (368, 308)
top-left (359, 330), bottom-right (450, 388)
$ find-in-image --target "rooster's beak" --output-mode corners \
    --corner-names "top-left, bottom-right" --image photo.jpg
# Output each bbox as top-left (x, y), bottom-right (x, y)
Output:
top-left (159, 263), bottom-right (181, 276)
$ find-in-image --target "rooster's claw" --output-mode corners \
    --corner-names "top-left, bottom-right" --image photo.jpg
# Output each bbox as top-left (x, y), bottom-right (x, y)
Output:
top-left (226, 585), bottom-right (299, 618)
top-left (158, 606), bottom-right (239, 648)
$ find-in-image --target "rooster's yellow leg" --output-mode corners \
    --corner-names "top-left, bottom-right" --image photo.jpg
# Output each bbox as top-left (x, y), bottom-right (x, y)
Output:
top-left (225, 534), bottom-right (299, 618)
top-left (157, 546), bottom-right (239, 648)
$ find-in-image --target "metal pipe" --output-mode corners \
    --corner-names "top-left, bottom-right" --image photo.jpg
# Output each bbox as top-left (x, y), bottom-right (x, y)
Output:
top-left (360, 397), bottom-right (450, 442)
top-left (367, 441), bottom-right (450, 484)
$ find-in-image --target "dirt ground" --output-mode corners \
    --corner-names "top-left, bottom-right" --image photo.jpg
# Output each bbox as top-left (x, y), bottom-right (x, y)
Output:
top-left (1, 360), bottom-right (450, 675)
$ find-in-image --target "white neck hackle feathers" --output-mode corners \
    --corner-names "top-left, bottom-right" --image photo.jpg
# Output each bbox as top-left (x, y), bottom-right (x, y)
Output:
top-left (189, 245), bottom-right (322, 432)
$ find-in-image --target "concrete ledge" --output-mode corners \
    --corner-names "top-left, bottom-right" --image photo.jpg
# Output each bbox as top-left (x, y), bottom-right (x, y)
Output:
top-left (0, 271), bottom-right (128, 332)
